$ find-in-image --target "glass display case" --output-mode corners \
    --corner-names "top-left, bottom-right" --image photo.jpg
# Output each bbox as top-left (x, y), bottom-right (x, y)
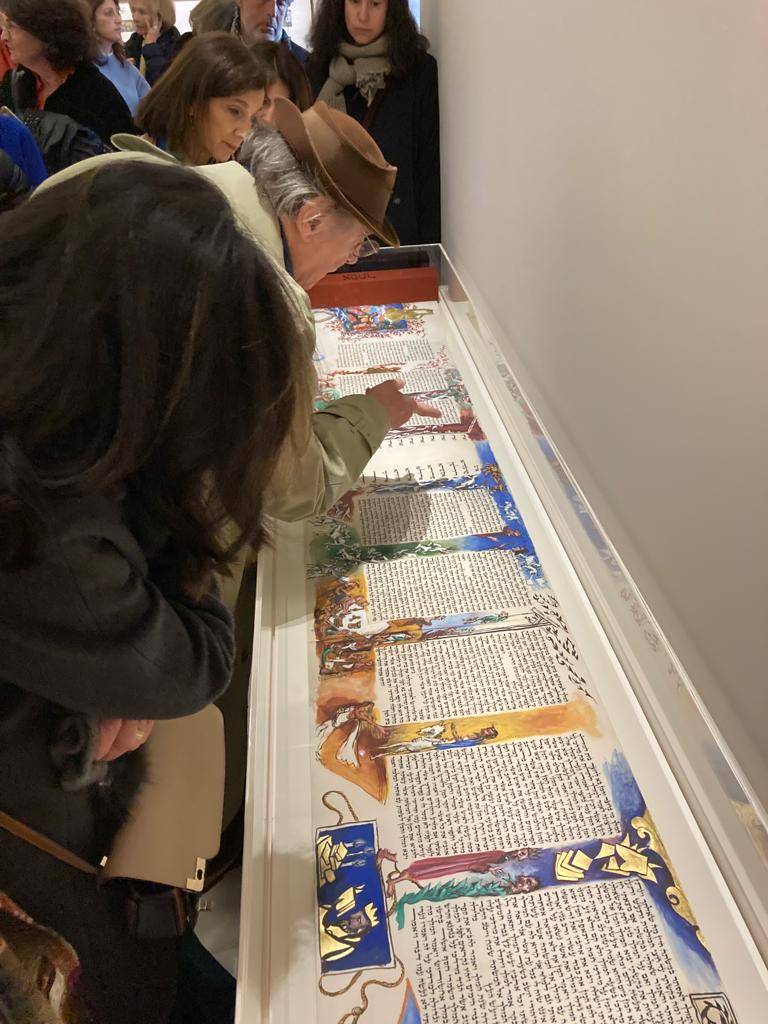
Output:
top-left (235, 245), bottom-right (768, 1023)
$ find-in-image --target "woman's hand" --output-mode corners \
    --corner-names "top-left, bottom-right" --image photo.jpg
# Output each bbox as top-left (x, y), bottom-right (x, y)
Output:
top-left (144, 13), bottom-right (162, 44)
top-left (96, 718), bottom-right (155, 761)
top-left (366, 378), bottom-right (442, 429)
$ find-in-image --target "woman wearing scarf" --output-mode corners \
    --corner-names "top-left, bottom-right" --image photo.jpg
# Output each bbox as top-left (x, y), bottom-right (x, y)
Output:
top-left (308, 0), bottom-right (440, 245)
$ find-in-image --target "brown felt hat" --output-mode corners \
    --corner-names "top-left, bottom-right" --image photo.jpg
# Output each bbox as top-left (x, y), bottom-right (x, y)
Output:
top-left (272, 98), bottom-right (400, 247)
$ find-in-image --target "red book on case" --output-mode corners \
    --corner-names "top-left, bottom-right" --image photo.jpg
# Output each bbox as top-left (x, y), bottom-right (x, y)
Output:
top-left (307, 266), bottom-right (439, 309)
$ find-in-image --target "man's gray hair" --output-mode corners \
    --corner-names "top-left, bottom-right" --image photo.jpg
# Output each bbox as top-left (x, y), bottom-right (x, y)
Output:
top-left (241, 122), bottom-right (333, 220)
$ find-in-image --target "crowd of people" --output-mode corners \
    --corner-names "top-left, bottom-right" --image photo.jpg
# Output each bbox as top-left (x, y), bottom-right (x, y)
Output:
top-left (0, 0), bottom-right (440, 242)
top-left (0, 1), bottom-right (441, 1022)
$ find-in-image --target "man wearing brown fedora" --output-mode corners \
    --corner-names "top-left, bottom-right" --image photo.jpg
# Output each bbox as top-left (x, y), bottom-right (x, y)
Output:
top-left (110, 101), bottom-right (438, 529)
top-left (235, 97), bottom-right (440, 518)
top-left (241, 98), bottom-right (399, 290)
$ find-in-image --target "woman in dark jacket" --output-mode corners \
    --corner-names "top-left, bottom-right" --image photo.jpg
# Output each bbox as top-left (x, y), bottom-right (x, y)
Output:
top-left (0, 159), bottom-right (308, 1022)
top-left (0, 0), bottom-right (134, 144)
top-left (308, 0), bottom-right (440, 245)
top-left (126, 0), bottom-right (181, 85)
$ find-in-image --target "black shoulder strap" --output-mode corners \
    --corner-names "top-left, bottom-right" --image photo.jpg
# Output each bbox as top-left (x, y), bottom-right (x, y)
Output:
top-left (10, 67), bottom-right (36, 112)
top-left (9, 67), bottom-right (22, 110)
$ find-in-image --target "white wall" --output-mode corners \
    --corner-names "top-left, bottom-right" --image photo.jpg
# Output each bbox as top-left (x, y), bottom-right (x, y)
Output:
top-left (287, 0), bottom-right (313, 50)
top-left (421, 2), bottom-right (768, 797)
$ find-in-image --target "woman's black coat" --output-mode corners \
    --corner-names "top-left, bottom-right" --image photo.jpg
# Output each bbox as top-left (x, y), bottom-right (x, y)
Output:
top-left (0, 63), bottom-right (134, 144)
top-left (0, 490), bottom-right (234, 1022)
top-left (125, 26), bottom-right (181, 86)
top-left (310, 52), bottom-right (441, 246)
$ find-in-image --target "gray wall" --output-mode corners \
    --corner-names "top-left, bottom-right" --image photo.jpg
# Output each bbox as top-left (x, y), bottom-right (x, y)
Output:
top-left (422, 2), bottom-right (768, 798)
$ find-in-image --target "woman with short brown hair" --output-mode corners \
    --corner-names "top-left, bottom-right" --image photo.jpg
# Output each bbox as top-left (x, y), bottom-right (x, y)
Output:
top-left (0, 0), bottom-right (134, 144)
top-left (251, 39), bottom-right (312, 125)
top-left (127, 32), bottom-right (267, 163)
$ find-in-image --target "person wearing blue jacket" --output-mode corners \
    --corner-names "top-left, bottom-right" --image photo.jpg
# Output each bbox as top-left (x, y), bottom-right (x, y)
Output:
top-left (0, 113), bottom-right (47, 189)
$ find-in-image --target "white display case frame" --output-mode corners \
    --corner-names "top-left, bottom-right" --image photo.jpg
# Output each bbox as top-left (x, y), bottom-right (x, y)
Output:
top-left (235, 244), bottom-right (768, 1022)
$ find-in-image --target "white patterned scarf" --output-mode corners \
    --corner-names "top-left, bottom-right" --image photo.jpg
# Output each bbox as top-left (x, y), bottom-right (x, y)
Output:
top-left (316, 36), bottom-right (391, 111)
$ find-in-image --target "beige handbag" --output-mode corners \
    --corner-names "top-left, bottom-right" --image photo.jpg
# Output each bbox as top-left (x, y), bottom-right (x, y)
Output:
top-left (0, 706), bottom-right (225, 895)
top-left (102, 705), bottom-right (225, 892)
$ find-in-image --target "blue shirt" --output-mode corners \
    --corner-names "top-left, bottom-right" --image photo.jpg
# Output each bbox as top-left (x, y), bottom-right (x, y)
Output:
top-left (0, 115), bottom-right (47, 188)
top-left (94, 52), bottom-right (150, 117)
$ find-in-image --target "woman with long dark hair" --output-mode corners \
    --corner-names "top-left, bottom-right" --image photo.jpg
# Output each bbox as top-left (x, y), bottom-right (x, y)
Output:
top-left (0, 158), bottom-right (308, 1022)
top-left (308, 0), bottom-right (440, 244)
top-left (124, 32), bottom-right (267, 163)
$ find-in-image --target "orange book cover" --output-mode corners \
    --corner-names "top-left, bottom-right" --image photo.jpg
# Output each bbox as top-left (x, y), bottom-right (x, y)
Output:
top-left (308, 266), bottom-right (439, 309)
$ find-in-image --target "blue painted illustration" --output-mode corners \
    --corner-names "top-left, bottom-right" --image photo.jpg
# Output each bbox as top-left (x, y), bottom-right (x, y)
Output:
top-left (316, 821), bottom-right (394, 974)
top-left (320, 304), bottom-right (434, 336)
